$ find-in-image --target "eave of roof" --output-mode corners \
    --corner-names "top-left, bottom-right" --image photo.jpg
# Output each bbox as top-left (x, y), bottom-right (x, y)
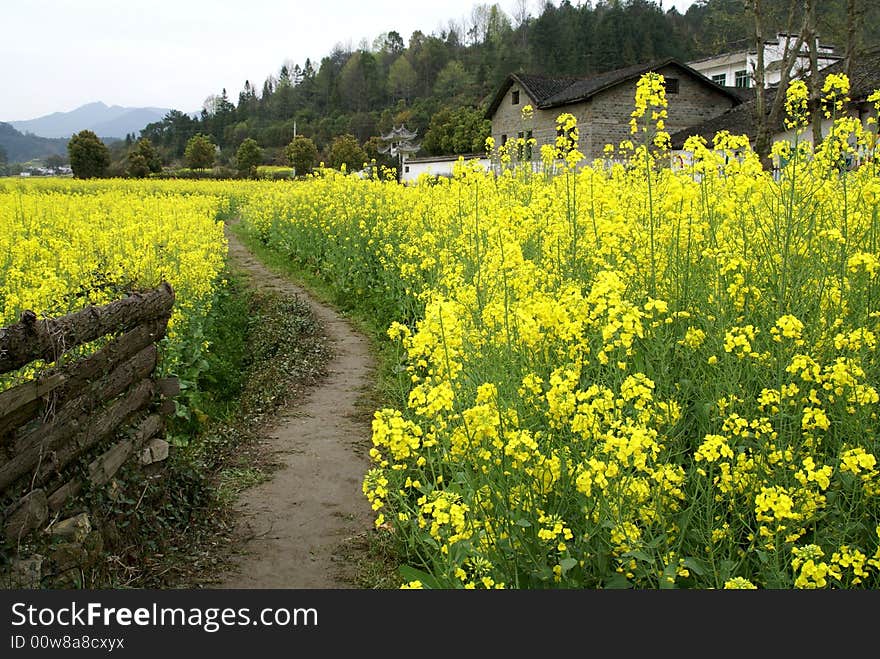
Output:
top-left (483, 72), bottom-right (580, 119)
top-left (542, 58), bottom-right (743, 108)
top-left (486, 59), bottom-right (744, 120)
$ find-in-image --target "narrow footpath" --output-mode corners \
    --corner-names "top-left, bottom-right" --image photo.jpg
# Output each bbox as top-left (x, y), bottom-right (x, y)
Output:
top-left (215, 226), bottom-right (375, 588)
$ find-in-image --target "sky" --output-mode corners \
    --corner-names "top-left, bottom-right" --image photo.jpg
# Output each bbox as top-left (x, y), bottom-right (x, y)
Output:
top-left (2, 0), bottom-right (698, 122)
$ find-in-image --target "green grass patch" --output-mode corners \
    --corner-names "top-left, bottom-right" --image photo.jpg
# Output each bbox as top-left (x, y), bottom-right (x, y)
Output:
top-left (230, 221), bottom-right (409, 413)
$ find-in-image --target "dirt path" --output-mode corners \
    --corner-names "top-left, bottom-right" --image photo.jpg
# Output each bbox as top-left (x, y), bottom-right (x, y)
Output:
top-left (215, 227), bottom-right (375, 588)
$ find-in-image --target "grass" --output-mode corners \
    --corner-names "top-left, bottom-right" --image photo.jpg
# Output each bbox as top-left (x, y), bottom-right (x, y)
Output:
top-left (230, 221), bottom-right (409, 413)
top-left (56, 268), bottom-right (334, 589)
top-left (230, 221), bottom-right (405, 588)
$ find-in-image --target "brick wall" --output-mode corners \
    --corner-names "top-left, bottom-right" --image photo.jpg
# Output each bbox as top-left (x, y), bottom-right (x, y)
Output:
top-left (490, 82), bottom-right (567, 157)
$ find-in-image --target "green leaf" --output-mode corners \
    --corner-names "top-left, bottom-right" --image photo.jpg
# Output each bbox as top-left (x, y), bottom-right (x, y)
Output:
top-left (559, 558), bottom-right (578, 573)
top-left (624, 549), bottom-right (653, 563)
top-left (660, 563), bottom-right (679, 589)
top-left (398, 565), bottom-right (441, 589)
top-left (516, 518), bottom-right (532, 528)
top-left (604, 573), bottom-right (633, 589)
top-left (682, 557), bottom-right (707, 576)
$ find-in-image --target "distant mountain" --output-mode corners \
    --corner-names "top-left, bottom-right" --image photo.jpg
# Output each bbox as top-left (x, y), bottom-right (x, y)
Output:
top-left (10, 102), bottom-right (171, 139)
top-left (0, 122), bottom-right (68, 163)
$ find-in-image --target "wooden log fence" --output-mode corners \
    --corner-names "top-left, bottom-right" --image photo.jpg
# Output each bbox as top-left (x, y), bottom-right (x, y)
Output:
top-left (0, 283), bottom-right (178, 548)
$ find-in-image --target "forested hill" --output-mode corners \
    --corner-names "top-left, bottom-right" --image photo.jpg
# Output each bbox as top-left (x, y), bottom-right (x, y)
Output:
top-left (139, 0), bottom-right (880, 166)
top-left (0, 123), bottom-right (68, 164)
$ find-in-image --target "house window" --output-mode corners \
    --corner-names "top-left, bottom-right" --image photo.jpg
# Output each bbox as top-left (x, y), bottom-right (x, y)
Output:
top-left (712, 73), bottom-right (727, 86)
top-left (501, 134), bottom-right (508, 146)
top-left (512, 90), bottom-right (520, 105)
top-left (666, 78), bottom-right (679, 94)
top-left (734, 70), bottom-right (750, 88)
top-left (404, 165), bottom-right (410, 173)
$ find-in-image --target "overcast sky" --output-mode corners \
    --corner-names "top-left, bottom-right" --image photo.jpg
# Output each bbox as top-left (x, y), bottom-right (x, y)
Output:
top-left (2, 0), bottom-right (697, 121)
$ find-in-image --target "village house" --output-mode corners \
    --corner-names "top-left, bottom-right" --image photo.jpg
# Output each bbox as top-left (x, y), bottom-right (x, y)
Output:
top-left (484, 58), bottom-right (744, 163)
top-left (670, 46), bottom-right (880, 157)
top-left (686, 32), bottom-right (841, 89)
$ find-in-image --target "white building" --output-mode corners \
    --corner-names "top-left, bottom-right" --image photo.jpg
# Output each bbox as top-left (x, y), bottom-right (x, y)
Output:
top-left (687, 33), bottom-right (841, 89)
top-left (400, 154), bottom-right (491, 183)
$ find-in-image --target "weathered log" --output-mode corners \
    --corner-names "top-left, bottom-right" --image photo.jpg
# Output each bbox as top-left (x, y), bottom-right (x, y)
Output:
top-left (156, 378), bottom-right (180, 398)
top-left (0, 282), bottom-right (174, 375)
top-left (0, 378), bottom-right (154, 492)
top-left (155, 376), bottom-right (180, 416)
top-left (14, 344), bottom-right (157, 455)
top-left (87, 414), bottom-right (163, 486)
top-left (34, 379), bottom-right (155, 485)
top-left (47, 319), bottom-right (168, 407)
top-left (3, 489), bottom-right (48, 543)
top-left (0, 373), bottom-right (66, 420)
top-left (0, 399), bottom-right (40, 444)
top-left (0, 318), bottom-right (167, 443)
top-left (47, 479), bottom-right (82, 513)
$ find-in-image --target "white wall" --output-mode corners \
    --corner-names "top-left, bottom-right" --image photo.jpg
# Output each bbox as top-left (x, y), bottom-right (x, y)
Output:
top-left (688, 34), bottom-right (840, 89)
top-left (401, 157), bottom-right (491, 183)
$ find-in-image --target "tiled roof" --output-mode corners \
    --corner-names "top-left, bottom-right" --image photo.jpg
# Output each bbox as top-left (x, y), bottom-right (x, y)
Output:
top-left (514, 74), bottom-right (581, 104)
top-left (542, 59), bottom-right (678, 107)
top-left (484, 59), bottom-right (743, 119)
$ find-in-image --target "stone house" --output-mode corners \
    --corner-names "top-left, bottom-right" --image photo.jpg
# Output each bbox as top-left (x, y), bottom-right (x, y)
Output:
top-left (485, 58), bottom-right (744, 162)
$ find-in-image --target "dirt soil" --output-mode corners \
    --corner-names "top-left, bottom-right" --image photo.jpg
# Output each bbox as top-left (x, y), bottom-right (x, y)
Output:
top-left (214, 227), bottom-right (375, 588)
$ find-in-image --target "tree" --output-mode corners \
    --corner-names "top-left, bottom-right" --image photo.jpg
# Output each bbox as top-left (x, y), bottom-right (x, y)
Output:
top-left (433, 60), bottom-right (476, 102)
top-left (68, 130), bottom-right (110, 179)
top-left (388, 56), bottom-right (418, 102)
top-left (751, 0), bottom-right (811, 162)
top-left (235, 138), bottom-right (263, 178)
top-left (423, 106), bottom-right (491, 155)
top-left (326, 134), bottom-right (367, 172)
top-left (285, 135), bottom-right (319, 176)
top-left (45, 153), bottom-right (67, 170)
top-left (127, 138), bottom-right (162, 178)
top-left (185, 133), bottom-right (215, 169)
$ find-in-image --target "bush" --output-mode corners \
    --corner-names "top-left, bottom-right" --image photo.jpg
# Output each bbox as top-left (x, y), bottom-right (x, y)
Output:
top-left (68, 130), bottom-right (110, 178)
top-left (285, 136), bottom-right (318, 177)
top-left (235, 138), bottom-right (263, 178)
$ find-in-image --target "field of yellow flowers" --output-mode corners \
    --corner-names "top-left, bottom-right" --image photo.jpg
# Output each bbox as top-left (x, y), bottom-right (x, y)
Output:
top-left (0, 177), bottom-right (231, 391)
top-left (3, 73), bottom-right (878, 589)
top-left (238, 74), bottom-right (880, 589)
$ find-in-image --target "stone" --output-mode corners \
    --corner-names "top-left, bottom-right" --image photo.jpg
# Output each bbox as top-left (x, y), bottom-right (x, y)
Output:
top-left (3, 489), bottom-right (48, 543)
top-left (2, 554), bottom-right (43, 588)
top-left (139, 438), bottom-right (169, 465)
top-left (47, 512), bottom-right (92, 543)
top-left (50, 543), bottom-right (87, 573)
